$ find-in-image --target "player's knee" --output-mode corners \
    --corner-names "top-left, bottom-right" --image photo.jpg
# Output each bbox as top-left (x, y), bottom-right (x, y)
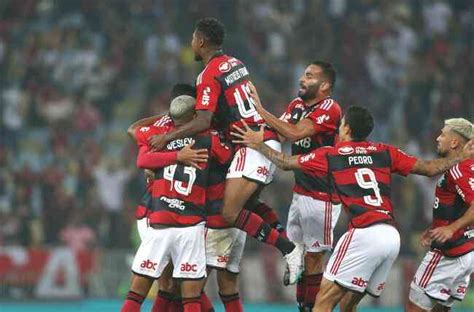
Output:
top-left (221, 208), bottom-right (239, 224)
top-left (217, 271), bottom-right (238, 295)
top-left (304, 252), bottom-right (324, 272)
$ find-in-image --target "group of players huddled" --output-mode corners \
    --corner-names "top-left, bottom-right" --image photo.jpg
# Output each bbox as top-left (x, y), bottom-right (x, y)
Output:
top-left (120, 18), bottom-right (474, 312)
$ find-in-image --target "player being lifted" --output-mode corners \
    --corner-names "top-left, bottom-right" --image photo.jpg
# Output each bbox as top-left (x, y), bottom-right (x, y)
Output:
top-left (407, 118), bottom-right (474, 312)
top-left (232, 106), bottom-right (474, 312)
top-left (149, 17), bottom-right (303, 283)
top-left (248, 62), bottom-right (342, 311)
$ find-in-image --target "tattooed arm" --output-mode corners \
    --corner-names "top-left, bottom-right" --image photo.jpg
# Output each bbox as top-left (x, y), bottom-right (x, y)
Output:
top-left (411, 157), bottom-right (463, 177)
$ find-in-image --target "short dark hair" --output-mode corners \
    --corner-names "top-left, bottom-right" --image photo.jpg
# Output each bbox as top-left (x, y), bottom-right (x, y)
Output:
top-left (344, 106), bottom-right (374, 141)
top-left (195, 18), bottom-right (225, 47)
top-left (171, 83), bottom-right (196, 98)
top-left (310, 61), bottom-right (336, 89)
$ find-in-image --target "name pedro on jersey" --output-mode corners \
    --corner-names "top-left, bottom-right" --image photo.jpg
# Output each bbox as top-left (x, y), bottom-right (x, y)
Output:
top-left (348, 155), bottom-right (373, 165)
top-left (167, 138), bottom-right (194, 150)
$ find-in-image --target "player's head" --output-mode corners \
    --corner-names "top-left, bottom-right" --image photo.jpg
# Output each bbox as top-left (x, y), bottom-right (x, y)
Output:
top-left (436, 118), bottom-right (473, 157)
top-left (169, 95), bottom-right (196, 125)
top-left (339, 106), bottom-right (374, 142)
top-left (171, 83), bottom-right (196, 98)
top-left (298, 61), bottom-right (336, 101)
top-left (192, 18), bottom-right (226, 61)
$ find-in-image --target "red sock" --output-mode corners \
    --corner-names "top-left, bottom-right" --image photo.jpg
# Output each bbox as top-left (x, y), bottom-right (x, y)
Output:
top-left (121, 291), bottom-right (145, 312)
top-left (219, 293), bottom-right (243, 312)
top-left (304, 273), bottom-right (323, 309)
top-left (251, 202), bottom-right (287, 238)
top-left (183, 297), bottom-right (201, 312)
top-left (296, 274), bottom-right (306, 309)
top-left (200, 292), bottom-right (214, 312)
top-left (170, 296), bottom-right (184, 312)
top-left (151, 290), bottom-right (174, 312)
top-left (235, 209), bottom-right (294, 255)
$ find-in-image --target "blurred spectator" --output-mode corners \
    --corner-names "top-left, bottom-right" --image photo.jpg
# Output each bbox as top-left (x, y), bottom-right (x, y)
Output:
top-left (60, 209), bottom-right (97, 251)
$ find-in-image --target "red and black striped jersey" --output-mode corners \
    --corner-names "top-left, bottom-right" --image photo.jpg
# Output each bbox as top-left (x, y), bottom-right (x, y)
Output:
top-left (431, 159), bottom-right (474, 257)
top-left (298, 141), bottom-right (417, 229)
top-left (133, 115), bottom-right (174, 219)
top-left (149, 127), bottom-right (232, 227)
top-left (280, 97), bottom-right (342, 201)
top-left (195, 52), bottom-right (278, 142)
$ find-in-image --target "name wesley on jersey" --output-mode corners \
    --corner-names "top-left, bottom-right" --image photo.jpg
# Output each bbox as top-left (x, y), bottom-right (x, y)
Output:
top-left (167, 137), bottom-right (194, 150)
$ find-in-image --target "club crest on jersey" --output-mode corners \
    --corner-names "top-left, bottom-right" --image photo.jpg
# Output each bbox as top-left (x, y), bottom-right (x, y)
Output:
top-left (218, 61), bottom-right (231, 73)
top-left (338, 146), bottom-right (354, 155)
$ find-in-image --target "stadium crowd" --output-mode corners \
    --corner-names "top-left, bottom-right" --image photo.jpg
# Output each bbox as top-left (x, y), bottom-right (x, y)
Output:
top-left (0, 0), bottom-right (472, 256)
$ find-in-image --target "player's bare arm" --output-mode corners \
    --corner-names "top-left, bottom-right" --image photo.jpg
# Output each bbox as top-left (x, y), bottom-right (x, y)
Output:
top-left (127, 115), bottom-right (163, 139)
top-left (430, 202), bottom-right (474, 243)
top-left (411, 140), bottom-right (474, 176)
top-left (231, 121), bottom-right (300, 171)
top-left (149, 110), bottom-right (213, 150)
top-left (248, 82), bottom-right (315, 142)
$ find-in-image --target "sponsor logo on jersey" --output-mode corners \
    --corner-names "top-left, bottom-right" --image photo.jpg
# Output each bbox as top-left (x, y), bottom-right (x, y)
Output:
top-left (457, 285), bottom-right (467, 294)
top-left (338, 146), bottom-right (354, 155)
top-left (351, 277), bottom-right (368, 288)
top-left (180, 262), bottom-right (198, 272)
top-left (201, 86), bottom-right (211, 105)
top-left (311, 241), bottom-right (320, 248)
top-left (295, 137), bottom-right (312, 149)
top-left (218, 61), bottom-right (231, 73)
top-left (160, 196), bottom-right (186, 210)
top-left (316, 114), bottom-right (330, 124)
top-left (377, 282), bottom-right (385, 291)
top-left (440, 288), bottom-right (451, 295)
top-left (140, 259), bottom-right (157, 271)
top-left (217, 255), bottom-right (230, 263)
top-left (256, 166), bottom-right (270, 177)
top-left (300, 153), bottom-right (316, 163)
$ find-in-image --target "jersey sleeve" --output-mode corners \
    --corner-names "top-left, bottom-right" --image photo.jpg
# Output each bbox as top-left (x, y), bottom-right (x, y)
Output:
top-left (297, 147), bottom-right (329, 175)
top-left (195, 68), bottom-right (221, 113)
top-left (449, 161), bottom-right (474, 204)
top-left (387, 145), bottom-right (418, 176)
top-left (306, 99), bottom-right (341, 133)
top-left (136, 145), bottom-right (178, 169)
top-left (135, 126), bottom-right (166, 148)
top-left (210, 131), bottom-right (233, 164)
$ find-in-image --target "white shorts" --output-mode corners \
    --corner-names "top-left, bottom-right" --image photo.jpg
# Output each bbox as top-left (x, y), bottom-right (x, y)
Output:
top-left (205, 228), bottom-right (247, 273)
top-left (409, 250), bottom-right (473, 309)
top-left (287, 193), bottom-right (341, 253)
top-left (131, 223), bottom-right (207, 279)
top-left (226, 140), bottom-right (281, 184)
top-left (136, 218), bottom-right (149, 241)
top-left (324, 224), bottom-right (400, 297)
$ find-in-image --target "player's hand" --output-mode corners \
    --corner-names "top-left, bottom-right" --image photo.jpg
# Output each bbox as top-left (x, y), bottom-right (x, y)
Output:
top-left (247, 82), bottom-right (263, 112)
top-left (231, 120), bottom-right (264, 149)
top-left (144, 169), bottom-right (154, 183)
top-left (429, 225), bottom-right (456, 244)
top-left (461, 139), bottom-right (474, 159)
top-left (420, 228), bottom-right (432, 248)
top-left (177, 141), bottom-right (209, 169)
top-left (149, 134), bottom-right (169, 151)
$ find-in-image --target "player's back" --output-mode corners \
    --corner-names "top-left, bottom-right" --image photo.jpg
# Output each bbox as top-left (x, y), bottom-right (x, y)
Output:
top-left (325, 141), bottom-right (417, 228)
top-left (431, 159), bottom-right (474, 256)
top-left (195, 53), bottom-right (276, 141)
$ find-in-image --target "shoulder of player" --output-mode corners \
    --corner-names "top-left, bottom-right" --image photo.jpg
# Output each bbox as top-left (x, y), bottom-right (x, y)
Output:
top-left (449, 159), bottom-right (474, 180)
top-left (315, 97), bottom-right (341, 113)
